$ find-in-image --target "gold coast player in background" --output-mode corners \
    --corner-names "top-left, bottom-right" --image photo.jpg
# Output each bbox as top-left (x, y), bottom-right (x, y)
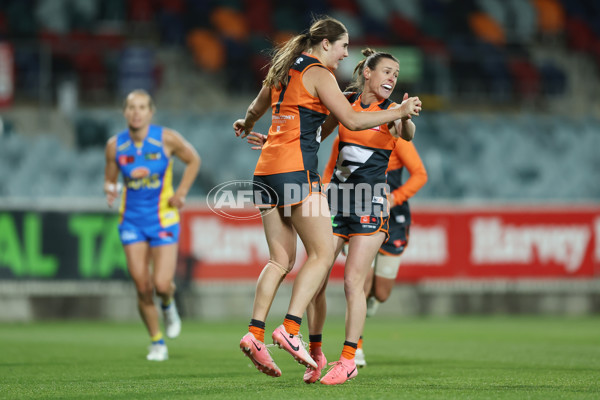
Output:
top-left (104, 89), bottom-right (200, 361)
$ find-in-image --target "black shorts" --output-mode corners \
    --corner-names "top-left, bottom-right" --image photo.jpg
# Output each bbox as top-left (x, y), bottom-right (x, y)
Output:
top-left (327, 179), bottom-right (390, 239)
top-left (379, 202), bottom-right (411, 255)
top-left (253, 170), bottom-right (323, 207)
top-left (331, 211), bottom-right (389, 239)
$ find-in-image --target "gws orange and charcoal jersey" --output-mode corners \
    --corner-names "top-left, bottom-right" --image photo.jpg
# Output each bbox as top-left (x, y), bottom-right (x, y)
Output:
top-left (254, 53), bottom-right (331, 176)
top-left (380, 138), bottom-right (428, 256)
top-left (330, 92), bottom-right (397, 190)
top-left (326, 92), bottom-right (398, 238)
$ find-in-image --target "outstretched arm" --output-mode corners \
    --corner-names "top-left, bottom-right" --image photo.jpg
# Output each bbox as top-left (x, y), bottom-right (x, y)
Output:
top-left (306, 67), bottom-right (421, 131)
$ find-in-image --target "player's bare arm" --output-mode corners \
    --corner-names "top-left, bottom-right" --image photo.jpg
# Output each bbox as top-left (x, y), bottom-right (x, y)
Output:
top-left (104, 136), bottom-right (119, 207)
top-left (389, 93), bottom-right (417, 141)
top-left (308, 67), bottom-right (421, 130)
top-left (164, 129), bottom-right (201, 209)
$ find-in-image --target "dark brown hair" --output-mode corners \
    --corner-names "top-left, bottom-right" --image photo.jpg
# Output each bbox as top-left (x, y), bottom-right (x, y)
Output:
top-left (263, 16), bottom-right (347, 89)
top-left (346, 48), bottom-right (399, 92)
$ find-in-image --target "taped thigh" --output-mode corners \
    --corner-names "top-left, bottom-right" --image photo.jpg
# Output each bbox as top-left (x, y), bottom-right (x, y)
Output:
top-left (374, 253), bottom-right (401, 279)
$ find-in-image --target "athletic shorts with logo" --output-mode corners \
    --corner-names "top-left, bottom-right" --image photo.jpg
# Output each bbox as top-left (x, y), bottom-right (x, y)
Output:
top-left (328, 184), bottom-right (389, 239)
top-left (119, 220), bottom-right (180, 247)
top-left (379, 201), bottom-right (411, 255)
top-left (253, 170), bottom-right (323, 207)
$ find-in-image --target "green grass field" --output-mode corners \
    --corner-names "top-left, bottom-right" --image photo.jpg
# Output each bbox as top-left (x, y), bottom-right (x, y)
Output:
top-left (2, 316), bottom-right (599, 399)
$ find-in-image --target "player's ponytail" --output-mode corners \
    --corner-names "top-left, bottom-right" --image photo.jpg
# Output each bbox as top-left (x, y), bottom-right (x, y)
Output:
top-left (263, 16), bottom-right (347, 89)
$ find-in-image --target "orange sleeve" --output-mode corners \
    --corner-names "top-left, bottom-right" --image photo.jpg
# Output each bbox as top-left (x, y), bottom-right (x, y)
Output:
top-left (321, 135), bottom-right (339, 188)
top-left (391, 141), bottom-right (428, 204)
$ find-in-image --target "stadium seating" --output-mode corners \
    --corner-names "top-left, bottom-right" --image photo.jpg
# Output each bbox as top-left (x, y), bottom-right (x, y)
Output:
top-left (7, 0), bottom-right (597, 104)
top-left (2, 109), bottom-right (598, 201)
top-left (5, 0), bottom-right (597, 113)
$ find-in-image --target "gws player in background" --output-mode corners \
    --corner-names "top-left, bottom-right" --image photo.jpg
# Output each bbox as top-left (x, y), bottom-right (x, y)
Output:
top-left (104, 89), bottom-right (201, 361)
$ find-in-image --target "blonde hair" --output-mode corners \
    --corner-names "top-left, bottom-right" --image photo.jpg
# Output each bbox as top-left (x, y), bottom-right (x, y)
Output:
top-left (346, 48), bottom-right (399, 92)
top-left (263, 16), bottom-right (347, 89)
top-left (123, 89), bottom-right (156, 112)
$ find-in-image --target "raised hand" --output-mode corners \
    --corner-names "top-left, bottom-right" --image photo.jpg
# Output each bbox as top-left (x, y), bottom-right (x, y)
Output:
top-left (398, 95), bottom-right (422, 119)
top-left (401, 93), bottom-right (411, 120)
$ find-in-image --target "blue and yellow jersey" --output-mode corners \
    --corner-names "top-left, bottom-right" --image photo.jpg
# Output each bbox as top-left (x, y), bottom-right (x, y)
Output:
top-left (115, 125), bottom-right (179, 228)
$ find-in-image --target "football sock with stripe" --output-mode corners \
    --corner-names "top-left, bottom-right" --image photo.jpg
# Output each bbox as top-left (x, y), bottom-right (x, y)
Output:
top-left (341, 341), bottom-right (357, 360)
top-left (161, 297), bottom-right (172, 309)
top-left (249, 319), bottom-right (266, 343)
top-left (283, 314), bottom-right (302, 336)
top-left (309, 334), bottom-right (322, 353)
top-left (151, 332), bottom-right (165, 345)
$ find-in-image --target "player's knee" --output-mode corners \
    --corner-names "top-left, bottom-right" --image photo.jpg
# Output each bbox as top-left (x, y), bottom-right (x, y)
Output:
top-left (267, 259), bottom-right (292, 277)
top-left (374, 288), bottom-right (391, 303)
top-left (137, 286), bottom-right (154, 304)
top-left (306, 243), bottom-right (335, 264)
top-left (343, 274), bottom-right (363, 295)
top-left (153, 280), bottom-right (172, 297)
top-left (315, 247), bottom-right (336, 268)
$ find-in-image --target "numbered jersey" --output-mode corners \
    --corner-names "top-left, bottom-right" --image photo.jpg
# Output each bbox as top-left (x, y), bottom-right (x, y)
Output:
top-left (328, 92), bottom-right (397, 214)
top-left (254, 53), bottom-right (331, 176)
top-left (332, 92), bottom-right (397, 186)
top-left (115, 125), bottom-right (179, 228)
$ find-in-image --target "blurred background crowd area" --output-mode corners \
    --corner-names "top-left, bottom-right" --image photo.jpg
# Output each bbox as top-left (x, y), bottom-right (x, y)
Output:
top-left (0, 0), bottom-right (599, 202)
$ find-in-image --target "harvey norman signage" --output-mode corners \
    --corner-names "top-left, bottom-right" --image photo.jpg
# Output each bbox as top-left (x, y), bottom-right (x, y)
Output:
top-left (179, 205), bottom-right (600, 281)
